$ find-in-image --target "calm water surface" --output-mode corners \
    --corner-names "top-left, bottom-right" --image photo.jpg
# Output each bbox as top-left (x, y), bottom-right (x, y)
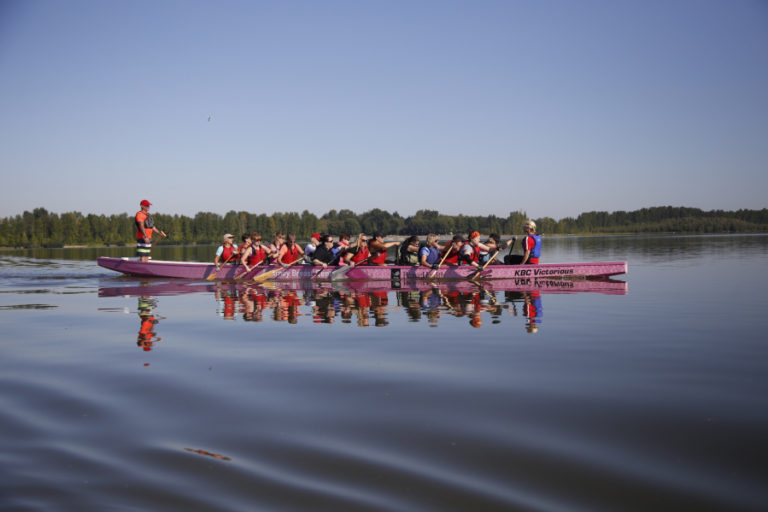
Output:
top-left (1, 235), bottom-right (766, 511)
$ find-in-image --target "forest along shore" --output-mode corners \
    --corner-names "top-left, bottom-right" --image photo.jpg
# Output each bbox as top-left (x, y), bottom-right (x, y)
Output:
top-left (2, 206), bottom-right (767, 248)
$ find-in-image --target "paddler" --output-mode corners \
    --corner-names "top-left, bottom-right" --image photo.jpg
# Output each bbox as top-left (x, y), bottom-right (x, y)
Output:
top-left (480, 233), bottom-right (516, 265)
top-left (304, 232), bottom-right (321, 264)
top-left (440, 235), bottom-right (465, 266)
top-left (368, 232), bottom-right (399, 266)
top-left (335, 233), bottom-right (352, 265)
top-left (214, 234), bottom-right (238, 269)
top-left (265, 232), bottom-right (284, 264)
top-left (419, 234), bottom-right (443, 268)
top-left (459, 231), bottom-right (492, 269)
top-left (311, 234), bottom-right (337, 268)
top-left (135, 199), bottom-right (166, 262)
top-left (277, 233), bottom-right (304, 267)
top-left (240, 232), bottom-right (267, 272)
top-left (238, 233), bottom-right (252, 262)
top-left (343, 233), bottom-right (370, 267)
top-left (521, 220), bottom-right (542, 265)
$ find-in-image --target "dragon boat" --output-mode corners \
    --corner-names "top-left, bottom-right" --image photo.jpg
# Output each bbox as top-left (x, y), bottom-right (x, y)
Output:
top-left (97, 256), bottom-right (627, 282)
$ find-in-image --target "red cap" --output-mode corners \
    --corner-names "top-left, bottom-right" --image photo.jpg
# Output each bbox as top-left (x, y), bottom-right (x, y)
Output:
top-left (140, 199), bottom-right (151, 207)
top-left (311, 233), bottom-right (321, 240)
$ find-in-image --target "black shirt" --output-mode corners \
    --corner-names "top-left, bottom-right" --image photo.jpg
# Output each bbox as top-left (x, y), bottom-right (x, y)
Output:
top-left (313, 244), bottom-right (336, 264)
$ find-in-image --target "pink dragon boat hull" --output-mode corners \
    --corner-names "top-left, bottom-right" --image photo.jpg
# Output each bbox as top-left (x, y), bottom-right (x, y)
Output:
top-left (97, 257), bottom-right (627, 281)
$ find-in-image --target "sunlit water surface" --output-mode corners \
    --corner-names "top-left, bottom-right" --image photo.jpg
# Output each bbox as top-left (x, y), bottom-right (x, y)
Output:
top-left (1, 235), bottom-right (767, 511)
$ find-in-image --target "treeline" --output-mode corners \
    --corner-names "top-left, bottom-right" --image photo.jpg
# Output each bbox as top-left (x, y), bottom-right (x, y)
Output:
top-left (1, 206), bottom-right (766, 248)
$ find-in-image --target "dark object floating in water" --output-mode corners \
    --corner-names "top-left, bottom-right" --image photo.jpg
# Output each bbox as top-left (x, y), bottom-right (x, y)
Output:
top-left (0, 304), bottom-right (58, 310)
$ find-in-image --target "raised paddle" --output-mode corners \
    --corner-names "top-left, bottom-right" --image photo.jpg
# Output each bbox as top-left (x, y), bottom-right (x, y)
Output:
top-left (251, 258), bottom-right (303, 283)
top-left (206, 253), bottom-right (235, 281)
top-left (428, 246), bottom-right (453, 279)
top-left (468, 250), bottom-right (500, 281)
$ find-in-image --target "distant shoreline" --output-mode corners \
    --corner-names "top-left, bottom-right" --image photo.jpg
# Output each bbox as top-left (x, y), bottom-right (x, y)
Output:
top-left (2, 232), bottom-right (768, 251)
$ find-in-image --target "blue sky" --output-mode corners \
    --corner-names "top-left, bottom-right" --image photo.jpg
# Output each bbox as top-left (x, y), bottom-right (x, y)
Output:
top-left (1, 0), bottom-right (766, 220)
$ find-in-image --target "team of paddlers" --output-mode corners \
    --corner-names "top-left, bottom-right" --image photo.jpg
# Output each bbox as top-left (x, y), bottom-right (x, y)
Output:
top-left (213, 223), bottom-right (541, 273)
top-left (135, 199), bottom-right (541, 271)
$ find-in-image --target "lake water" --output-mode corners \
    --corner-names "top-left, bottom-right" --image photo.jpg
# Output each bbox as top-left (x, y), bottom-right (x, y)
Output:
top-left (1, 235), bottom-right (766, 511)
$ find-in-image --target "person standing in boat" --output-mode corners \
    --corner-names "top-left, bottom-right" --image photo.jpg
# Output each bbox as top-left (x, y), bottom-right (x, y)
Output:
top-left (135, 199), bottom-right (166, 262)
top-left (419, 234), bottom-right (442, 268)
top-left (368, 232), bottom-right (399, 266)
top-left (277, 233), bottom-right (304, 267)
top-left (214, 234), bottom-right (239, 269)
top-left (521, 220), bottom-right (542, 265)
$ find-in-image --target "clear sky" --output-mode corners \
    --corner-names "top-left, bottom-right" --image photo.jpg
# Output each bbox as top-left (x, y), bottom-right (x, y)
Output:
top-left (1, 0), bottom-right (766, 221)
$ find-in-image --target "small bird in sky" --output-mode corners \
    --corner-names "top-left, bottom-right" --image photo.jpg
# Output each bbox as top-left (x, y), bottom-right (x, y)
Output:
top-left (207, 114), bottom-right (212, 122)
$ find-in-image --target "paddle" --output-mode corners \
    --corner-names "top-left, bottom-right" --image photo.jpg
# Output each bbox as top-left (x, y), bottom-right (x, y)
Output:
top-left (468, 250), bottom-right (500, 281)
top-left (251, 258), bottom-right (303, 283)
top-left (428, 246), bottom-right (453, 279)
top-left (471, 280), bottom-right (499, 306)
top-left (235, 258), bottom-right (264, 281)
top-left (330, 256), bottom-right (371, 282)
top-left (433, 286), bottom-right (455, 312)
top-left (206, 253), bottom-right (235, 281)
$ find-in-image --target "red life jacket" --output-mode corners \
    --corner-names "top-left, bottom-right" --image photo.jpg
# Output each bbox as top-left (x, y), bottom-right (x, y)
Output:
top-left (460, 242), bottom-right (480, 265)
top-left (253, 294), bottom-right (267, 310)
top-left (221, 245), bottom-right (238, 264)
top-left (223, 295), bottom-right (237, 318)
top-left (248, 246), bottom-right (267, 266)
top-left (442, 245), bottom-right (459, 265)
top-left (281, 244), bottom-right (300, 264)
top-left (351, 246), bottom-right (370, 264)
top-left (370, 250), bottom-right (387, 265)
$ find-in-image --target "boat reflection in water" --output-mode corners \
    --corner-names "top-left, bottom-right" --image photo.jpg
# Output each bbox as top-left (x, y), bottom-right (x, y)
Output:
top-left (100, 277), bottom-right (626, 333)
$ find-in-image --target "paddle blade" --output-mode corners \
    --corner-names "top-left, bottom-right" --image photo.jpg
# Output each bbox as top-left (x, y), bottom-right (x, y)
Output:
top-left (251, 270), bottom-right (275, 283)
top-left (330, 266), bottom-right (353, 281)
top-left (205, 269), bottom-right (219, 281)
